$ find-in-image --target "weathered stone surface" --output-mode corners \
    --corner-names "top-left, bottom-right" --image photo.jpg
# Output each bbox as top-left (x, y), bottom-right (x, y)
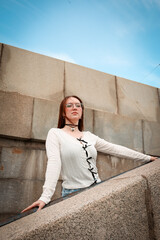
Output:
top-left (0, 174), bottom-right (150, 240)
top-left (94, 110), bottom-right (143, 152)
top-left (0, 44), bottom-right (64, 100)
top-left (97, 153), bottom-right (143, 181)
top-left (0, 179), bottom-right (62, 221)
top-left (0, 147), bottom-right (47, 179)
top-left (143, 120), bottom-right (160, 155)
top-left (65, 62), bottom-right (117, 113)
top-left (0, 146), bottom-right (62, 218)
top-left (145, 162), bottom-right (160, 239)
top-left (116, 160), bottom-right (160, 240)
top-left (0, 137), bottom-right (45, 150)
top-left (0, 179), bottom-right (43, 215)
top-left (117, 77), bottom-right (160, 122)
top-left (32, 98), bottom-right (60, 140)
top-left (84, 108), bottom-right (94, 132)
top-left (0, 91), bottom-right (33, 139)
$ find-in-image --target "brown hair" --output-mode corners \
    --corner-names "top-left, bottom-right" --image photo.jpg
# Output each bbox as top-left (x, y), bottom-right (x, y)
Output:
top-left (57, 95), bottom-right (84, 131)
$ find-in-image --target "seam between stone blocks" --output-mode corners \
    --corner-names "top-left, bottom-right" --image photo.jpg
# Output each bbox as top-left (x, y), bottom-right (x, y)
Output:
top-left (141, 120), bottom-right (145, 153)
top-left (93, 110), bottom-right (95, 133)
top-left (30, 98), bottom-right (35, 139)
top-left (141, 174), bottom-right (156, 240)
top-left (115, 76), bottom-right (119, 115)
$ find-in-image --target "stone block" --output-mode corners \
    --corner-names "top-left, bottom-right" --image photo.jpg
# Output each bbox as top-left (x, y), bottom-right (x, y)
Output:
top-left (145, 162), bottom-right (160, 239)
top-left (0, 146), bottom-right (62, 218)
top-left (0, 175), bottom-right (150, 240)
top-left (0, 179), bottom-right (43, 215)
top-left (32, 98), bottom-right (60, 140)
top-left (84, 108), bottom-right (94, 132)
top-left (94, 110), bottom-right (143, 151)
top-left (0, 137), bottom-right (45, 150)
top-left (116, 160), bottom-right (160, 240)
top-left (0, 147), bottom-right (47, 180)
top-left (65, 62), bottom-right (117, 113)
top-left (0, 91), bottom-right (33, 139)
top-left (143, 121), bottom-right (160, 156)
top-left (117, 76), bottom-right (160, 122)
top-left (0, 44), bottom-right (64, 100)
top-left (97, 152), bottom-right (142, 181)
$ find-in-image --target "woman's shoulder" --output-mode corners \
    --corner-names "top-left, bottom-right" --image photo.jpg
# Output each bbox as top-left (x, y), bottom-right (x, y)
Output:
top-left (47, 128), bottom-right (61, 137)
top-left (84, 131), bottom-right (98, 140)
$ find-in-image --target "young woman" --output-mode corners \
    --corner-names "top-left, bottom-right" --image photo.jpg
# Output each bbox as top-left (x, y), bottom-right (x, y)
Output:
top-left (22, 95), bottom-right (158, 212)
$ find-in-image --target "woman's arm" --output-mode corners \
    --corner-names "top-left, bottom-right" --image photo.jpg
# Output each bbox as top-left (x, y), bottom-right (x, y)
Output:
top-left (21, 129), bottom-right (61, 212)
top-left (95, 136), bottom-right (156, 162)
top-left (39, 129), bottom-right (61, 204)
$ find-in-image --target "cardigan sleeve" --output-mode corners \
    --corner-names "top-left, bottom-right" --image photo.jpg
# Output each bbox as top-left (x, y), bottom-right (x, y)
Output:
top-left (94, 135), bottom-right (151, 162)
top-left (39, 129), bottom-right (61, 204)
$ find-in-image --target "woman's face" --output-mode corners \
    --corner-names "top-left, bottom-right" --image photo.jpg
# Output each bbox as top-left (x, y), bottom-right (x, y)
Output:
top-left (64, 97), bottom-right (83, 123)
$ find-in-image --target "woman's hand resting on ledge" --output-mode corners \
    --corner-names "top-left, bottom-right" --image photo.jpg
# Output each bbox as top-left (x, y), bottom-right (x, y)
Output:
top-left (21, 200), bottom-right (46, 213)
top-left (150, 156), bottom-right (159, 161)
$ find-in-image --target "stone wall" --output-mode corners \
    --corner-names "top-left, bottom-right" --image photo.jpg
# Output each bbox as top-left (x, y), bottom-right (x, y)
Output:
top-left (0, 43), bottom-right (160, 219)
top-left (1, 160), bottom-right (160, 240)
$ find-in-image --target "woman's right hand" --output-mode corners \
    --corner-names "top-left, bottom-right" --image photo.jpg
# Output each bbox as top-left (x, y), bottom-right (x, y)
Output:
top-left (21, 200), bottom-right (46, 213)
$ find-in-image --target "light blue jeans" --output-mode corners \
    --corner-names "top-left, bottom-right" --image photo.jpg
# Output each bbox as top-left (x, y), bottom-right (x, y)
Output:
top-left (61, 182), bottom-right (100, 197)
top-left (62, 188), bottom-right (82, 197)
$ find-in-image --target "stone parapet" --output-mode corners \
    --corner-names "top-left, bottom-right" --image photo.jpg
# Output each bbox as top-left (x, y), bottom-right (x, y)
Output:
top-left (1, 160), bottom-right (160, 240)
top-left (115, 160), bottom-right (160, 239)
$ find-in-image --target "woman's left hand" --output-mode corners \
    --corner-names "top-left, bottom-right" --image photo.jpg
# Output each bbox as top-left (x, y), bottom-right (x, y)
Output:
top-left (150, 156), bottom-right (159, 161)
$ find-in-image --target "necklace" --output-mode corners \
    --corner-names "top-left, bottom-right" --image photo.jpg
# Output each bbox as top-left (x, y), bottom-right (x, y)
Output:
top-left (65, 124), bottom-right (78, 132)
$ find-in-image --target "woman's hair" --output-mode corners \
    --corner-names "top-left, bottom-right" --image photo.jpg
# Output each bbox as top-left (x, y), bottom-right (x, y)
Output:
top-left (57, 95), bottom-right (84, 131)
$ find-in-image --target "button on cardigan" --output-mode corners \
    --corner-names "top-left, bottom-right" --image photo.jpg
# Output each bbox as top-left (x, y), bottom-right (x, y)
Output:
top-left (39, 128), bottom-right (151, 204)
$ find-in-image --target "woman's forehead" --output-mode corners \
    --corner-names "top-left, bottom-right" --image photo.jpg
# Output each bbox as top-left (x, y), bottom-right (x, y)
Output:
top-left (66, 97), bottom-right (80, 103)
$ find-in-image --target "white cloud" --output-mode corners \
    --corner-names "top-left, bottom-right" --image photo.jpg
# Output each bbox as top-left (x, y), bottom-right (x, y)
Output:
top-left (51, 53), bottom-right (76, 64)
top-left (103, 55), bottom-right (132, 67)
top-left (39, 50), bottom-right (76, 64)
top-left (141, 0), bottom-right (160, 9)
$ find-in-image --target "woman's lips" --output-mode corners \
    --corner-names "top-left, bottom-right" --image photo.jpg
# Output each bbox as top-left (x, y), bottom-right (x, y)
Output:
top-left (72, 112), bottom-right (78, 115)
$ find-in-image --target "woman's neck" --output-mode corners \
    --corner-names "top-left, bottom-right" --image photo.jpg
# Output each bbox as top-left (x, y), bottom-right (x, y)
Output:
top-left (62, 126), bottom-right (83, 138)
top-left (65, 119), bottom-right (79, 125)
top-left (64, 123), bottom-right (78, 132)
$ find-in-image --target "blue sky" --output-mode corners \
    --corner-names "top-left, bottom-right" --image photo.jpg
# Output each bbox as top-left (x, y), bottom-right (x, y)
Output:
top-left (0, 0), bottom-right (160, 88)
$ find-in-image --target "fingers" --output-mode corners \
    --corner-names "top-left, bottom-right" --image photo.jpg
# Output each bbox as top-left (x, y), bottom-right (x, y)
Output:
top-left (150, 156), bottom-right (158, 161)
top-left (37, 202), bottom-right (45, 211)
top-left (21, 202), bottom-right (36, 213)
top-left (21, 200), bottom-right (45, 213)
